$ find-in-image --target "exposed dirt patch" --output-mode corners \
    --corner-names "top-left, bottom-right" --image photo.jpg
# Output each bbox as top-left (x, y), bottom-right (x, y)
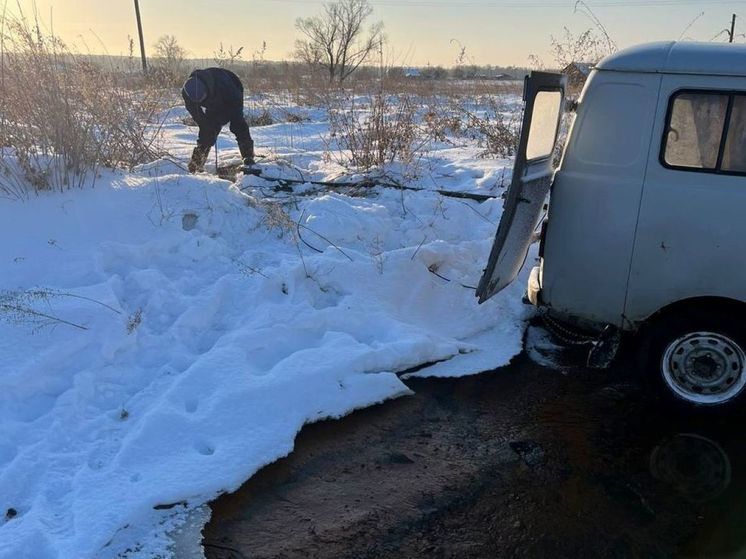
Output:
top-left (204, 351), bottom-right (746, 558)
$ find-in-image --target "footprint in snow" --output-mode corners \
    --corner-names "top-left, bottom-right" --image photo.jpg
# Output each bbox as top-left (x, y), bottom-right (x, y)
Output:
top-left (184, 399), bottom-right (199, 414)
top-left (194, 440), bottom-right (215, 456)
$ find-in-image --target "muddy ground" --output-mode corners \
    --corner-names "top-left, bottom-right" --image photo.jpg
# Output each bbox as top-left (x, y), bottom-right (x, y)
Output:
top-left (203, 329), bottom-right (746, 559)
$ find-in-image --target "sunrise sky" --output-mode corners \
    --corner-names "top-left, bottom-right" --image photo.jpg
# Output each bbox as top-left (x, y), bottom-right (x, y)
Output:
top-left (5, 0), bottom-right (745, 67)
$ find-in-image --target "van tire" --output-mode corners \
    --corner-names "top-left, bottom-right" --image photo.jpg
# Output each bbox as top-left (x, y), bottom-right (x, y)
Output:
top-left (641, 310), bottom-right (746, 411)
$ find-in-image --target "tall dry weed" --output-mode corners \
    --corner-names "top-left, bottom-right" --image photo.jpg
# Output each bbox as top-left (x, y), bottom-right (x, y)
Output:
top-left (0, 10), bottom-right (168, 198)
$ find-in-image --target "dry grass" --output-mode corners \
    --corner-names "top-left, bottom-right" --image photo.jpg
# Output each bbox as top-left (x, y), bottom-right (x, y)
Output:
top-left (0, 10), bottom-right (169, 198)
top-left (0, 3), bottom-right (526, 199)
top-left (322, 74), bottom-right (522, 173)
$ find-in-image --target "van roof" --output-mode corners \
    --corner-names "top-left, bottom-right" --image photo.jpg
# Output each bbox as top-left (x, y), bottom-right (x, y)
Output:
top-left (596, 41), bottom-right (746, 77)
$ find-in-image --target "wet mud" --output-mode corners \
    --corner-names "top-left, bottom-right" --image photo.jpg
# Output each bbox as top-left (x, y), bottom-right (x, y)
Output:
top-left (204, 332), bottom-right (746, 559)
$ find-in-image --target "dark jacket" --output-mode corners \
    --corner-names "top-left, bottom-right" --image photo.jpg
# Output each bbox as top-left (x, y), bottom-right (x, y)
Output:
top-left (182, 68), bottom-right (244, 127)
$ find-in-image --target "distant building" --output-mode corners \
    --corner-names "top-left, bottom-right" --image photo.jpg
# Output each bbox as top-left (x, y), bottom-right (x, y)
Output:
top-left (562, 62), bottom-right (595, 93)
top-left (474, 70), bottom-right (514, 81)
top-left (404, 68), bottom-right (421, 79)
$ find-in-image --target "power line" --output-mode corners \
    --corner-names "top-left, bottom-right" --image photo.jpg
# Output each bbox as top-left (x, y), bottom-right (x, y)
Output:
top-left (258, 0), bottom-right (746, 7)
top-left (710, 29), bottom-right (730, 41)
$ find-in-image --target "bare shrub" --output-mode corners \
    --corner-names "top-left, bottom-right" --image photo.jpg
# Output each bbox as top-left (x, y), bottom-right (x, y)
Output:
top-left (328, 91), bottom-right (422, 171)
top-left (548, 28), bottom-right (609, 70)
top-left (422, 107), bottom-right (462, 142)
top-left (283, 110), bottom-right (310, 124)
top-left (213, 43), bottom-right (244, 69)
top-left (261, 201), bottom-right (296, 235)
top-left (457, 96), bottom-right (521, 158)
top-left (246, 110), bottom-right (274, 127)
top-left (126, 308), bottom-right (143, 334)
top-left (525, 3), bottom-right (614, 74)
top-left (0, 10), bottom-right (168, 198)
top-left (416, 85), bottom-right (521, 159)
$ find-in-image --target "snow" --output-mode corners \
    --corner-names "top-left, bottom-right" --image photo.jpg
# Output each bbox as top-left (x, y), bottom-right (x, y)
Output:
top-left (0, 93), bottom-right (533, 558)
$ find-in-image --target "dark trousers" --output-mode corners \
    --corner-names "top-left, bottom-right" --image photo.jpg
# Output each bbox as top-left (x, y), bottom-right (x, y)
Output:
top-left (197, 108), bottom-right (252, 148)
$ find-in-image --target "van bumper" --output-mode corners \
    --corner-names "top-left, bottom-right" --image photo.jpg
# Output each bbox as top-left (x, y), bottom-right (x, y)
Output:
top-left (526, 265), bottom-right (543, 306)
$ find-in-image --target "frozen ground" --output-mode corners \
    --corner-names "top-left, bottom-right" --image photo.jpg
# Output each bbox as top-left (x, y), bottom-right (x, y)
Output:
top-left (0, 92), bottom-right (532, 558)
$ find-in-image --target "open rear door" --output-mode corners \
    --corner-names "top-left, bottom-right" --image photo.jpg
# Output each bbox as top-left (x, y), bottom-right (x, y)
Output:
top-left (476, 71), bottom-right (567, 303)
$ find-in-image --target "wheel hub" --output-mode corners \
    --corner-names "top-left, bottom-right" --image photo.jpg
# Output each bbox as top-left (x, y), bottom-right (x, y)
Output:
top-left (688, 352), bottom-right (724, 381)
top-left (662, 332), bottom-right (746, 405)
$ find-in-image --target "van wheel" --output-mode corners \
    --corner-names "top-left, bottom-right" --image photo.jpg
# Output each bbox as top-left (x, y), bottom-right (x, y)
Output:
top-left (644, 311), bottom-right (746, 409)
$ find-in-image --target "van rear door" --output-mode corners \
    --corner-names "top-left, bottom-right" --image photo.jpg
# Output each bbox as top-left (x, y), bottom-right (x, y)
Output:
top-left (476, 71), bottom-right (567, 303)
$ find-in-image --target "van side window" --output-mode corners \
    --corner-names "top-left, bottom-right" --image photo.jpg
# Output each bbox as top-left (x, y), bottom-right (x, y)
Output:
top-left (723, 96), bottom-right (746, 173)
top-left (662, 91), bottom-right (746, 175)
top-left (663, 93), bottom-right (728, 170)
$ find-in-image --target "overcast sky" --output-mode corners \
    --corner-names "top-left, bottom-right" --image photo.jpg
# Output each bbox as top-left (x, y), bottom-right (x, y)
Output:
top-left (7, 0), bottom-right (746, 67)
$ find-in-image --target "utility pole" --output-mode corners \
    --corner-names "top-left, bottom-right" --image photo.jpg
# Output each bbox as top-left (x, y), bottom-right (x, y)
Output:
top-left (133, 0), bottom-right (148, 74)
top-left (729, 13), bottom-right (737, 43)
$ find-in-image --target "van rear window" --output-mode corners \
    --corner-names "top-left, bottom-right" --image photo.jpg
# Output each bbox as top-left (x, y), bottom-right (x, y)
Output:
top-left (526, 90), bottom-right (563, 161)
top-left (662, 91), bottom-right (746, 175)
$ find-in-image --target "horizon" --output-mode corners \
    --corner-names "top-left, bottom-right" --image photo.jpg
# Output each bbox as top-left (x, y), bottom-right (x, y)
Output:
top-left (5, 1), bottom-right (745, 68)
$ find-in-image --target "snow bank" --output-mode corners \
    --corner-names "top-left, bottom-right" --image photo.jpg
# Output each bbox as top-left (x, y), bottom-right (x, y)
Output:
top-left (0, 97), bottom-right (531, 557)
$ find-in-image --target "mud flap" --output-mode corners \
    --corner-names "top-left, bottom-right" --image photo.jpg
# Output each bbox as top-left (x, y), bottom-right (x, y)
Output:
top-left (587, 326), bottom-right (622, 369)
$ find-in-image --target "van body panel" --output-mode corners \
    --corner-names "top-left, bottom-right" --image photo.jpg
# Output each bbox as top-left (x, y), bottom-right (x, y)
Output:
top-left (597, 41), bottom-right (746, 78)
top-left (624, 73), bottom-right (746, 323)
top-left (540, 70), bottom-right (662, 327)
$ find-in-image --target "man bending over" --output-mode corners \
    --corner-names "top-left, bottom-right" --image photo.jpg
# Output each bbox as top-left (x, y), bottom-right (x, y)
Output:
top-left (182, 67), bottom-right (255, 173)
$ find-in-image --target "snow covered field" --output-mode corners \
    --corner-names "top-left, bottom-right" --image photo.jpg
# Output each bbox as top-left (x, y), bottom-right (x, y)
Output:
top-left (0, 92), bottom-right (532, 558)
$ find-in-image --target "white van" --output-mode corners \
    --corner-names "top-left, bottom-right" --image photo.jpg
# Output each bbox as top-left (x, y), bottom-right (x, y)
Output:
top-left (477, 42), bottom-right (746, 409)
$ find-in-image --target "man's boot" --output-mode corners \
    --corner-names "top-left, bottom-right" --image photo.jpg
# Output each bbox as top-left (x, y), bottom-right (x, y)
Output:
top-left (238, 139), bottom-right (255, 166)
top-left (188, 145), bottom-right (210, 174)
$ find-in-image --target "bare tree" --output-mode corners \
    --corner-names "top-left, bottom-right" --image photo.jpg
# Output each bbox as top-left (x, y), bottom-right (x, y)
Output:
top-left (152, 35), bottom-right (186, 81)
top-left (294, 0), bottom-right (384, 83)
